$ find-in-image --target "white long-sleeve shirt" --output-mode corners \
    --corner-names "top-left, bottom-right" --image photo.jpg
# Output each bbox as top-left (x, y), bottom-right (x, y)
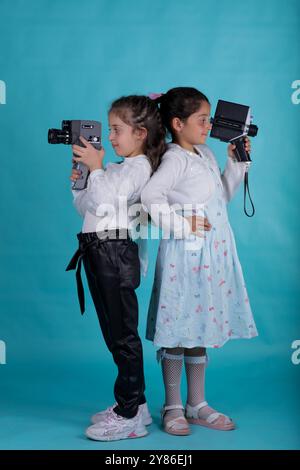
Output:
top-left (72, 154), bottom-right (152, 233)
top-left (141, 143), bottom-right (248, 239)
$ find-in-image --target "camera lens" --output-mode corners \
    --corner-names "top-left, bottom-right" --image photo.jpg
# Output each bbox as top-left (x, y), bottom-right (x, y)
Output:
top-left (248, 124), bottom-right (258, 137)
top-left (48, 128), bottom-right (69, 144)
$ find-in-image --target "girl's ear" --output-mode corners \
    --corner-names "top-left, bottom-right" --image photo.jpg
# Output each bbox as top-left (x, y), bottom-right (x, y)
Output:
top-left (135, 126), bottom-right (148, 141)
top-left (171, 117), bottom-right (183, 133)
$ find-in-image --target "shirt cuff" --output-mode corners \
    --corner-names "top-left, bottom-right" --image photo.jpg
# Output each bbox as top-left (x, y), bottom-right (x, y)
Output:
top-left (88, 168), bottom-right (105, 181)
top-left (72, 189), bottom-right (86, 196)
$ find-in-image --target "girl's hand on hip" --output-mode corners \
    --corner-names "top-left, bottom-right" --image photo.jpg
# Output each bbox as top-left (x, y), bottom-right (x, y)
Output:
top-left (185, 215), bottom-right (212, 238)
top-left (227, 137), bottom-right (251, 159)
top-left (72, 136), bottom-right (105, 172)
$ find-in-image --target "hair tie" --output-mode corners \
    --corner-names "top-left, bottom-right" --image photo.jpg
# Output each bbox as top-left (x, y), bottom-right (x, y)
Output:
top-left (148, 92), bottom-right (164, 101)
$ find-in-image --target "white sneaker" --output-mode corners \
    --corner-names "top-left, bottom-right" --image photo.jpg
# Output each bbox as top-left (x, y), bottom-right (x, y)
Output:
top-left (86, 408), bottom-right (148, 441)
top-left (91, 402), bottom-right (152, 426)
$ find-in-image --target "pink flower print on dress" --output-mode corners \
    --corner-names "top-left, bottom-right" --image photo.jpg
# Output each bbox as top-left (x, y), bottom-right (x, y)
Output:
top-left (222, 240), bottom-right (226, 244)
top-left (209, 306), bottom-right (215, 312)
top-left (245, 297), bottom-right (249, 303)
top-left (214, 241), bottom-right (220, 251)
top-left (228, 329), bottom-right (233, 337)
top-left (204, 265), bottom-right (210, 269)
top-left (218, 279), bottom-right (226, 287)
top-left (213, 345), bottom-right (220, 348)
top-left (170, 275), bottom-right (177, 282)
top-left (195, 304), bottom-right (203, 314)
top-left (213, 317), bottom-right (217, 323)
top-left (170, 263), bottom-right (175, 268)
top-left (192, 266), bottom-right (201, 273)
top-left (207, 275), bottom-right (212, 282)
top-left (224, 250), bottom-right (228, 257)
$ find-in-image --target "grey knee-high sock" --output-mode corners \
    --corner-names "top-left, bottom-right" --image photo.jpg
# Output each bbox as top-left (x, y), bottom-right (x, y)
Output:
top-left (184, 354), bottom-right (232, 424)
top-left (184, 354), bottom-right (208, 406)
top-left (161, 351), bottom-right (184, 419)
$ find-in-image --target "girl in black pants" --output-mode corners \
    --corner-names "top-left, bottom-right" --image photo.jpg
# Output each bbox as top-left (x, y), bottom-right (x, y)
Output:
top-left (67, 95), bottom-right (166, 441)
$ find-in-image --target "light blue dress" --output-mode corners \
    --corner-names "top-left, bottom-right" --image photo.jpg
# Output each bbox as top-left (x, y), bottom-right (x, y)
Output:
top-left (146, 147), bottom-right (258, 349)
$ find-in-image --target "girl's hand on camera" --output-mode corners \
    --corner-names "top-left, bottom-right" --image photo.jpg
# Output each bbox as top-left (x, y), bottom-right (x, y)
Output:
top-left (72, 136), bottom-right (105, 172)
top-left (185, 215), bottom-right (212, 238)
top-left (70, 167), bottom-right (82, 182)
top-left (227, 136), bottom-right (251, 160)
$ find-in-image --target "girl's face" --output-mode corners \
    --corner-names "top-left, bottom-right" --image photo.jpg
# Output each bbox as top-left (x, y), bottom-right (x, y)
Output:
top-left (108, 112), bottom-right (146, 158)
top-left (174, 101), bottom-right (212, 146)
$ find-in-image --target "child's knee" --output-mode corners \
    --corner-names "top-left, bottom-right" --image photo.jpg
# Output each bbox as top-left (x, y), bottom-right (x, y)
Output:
top-left (184, 346), bottom-right (206, 357)
top-left (166, 347), bottom-right (184, 355)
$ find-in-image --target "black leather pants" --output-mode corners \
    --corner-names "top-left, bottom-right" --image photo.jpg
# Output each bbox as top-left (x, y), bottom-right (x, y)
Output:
top-left (66, 231), bottom-right (146, 419)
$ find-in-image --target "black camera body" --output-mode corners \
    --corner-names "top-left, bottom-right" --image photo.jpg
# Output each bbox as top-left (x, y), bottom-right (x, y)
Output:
top-left (210, 100), bottom-right (258, 162)
top-left (48, 120), bottom-right (102, 190)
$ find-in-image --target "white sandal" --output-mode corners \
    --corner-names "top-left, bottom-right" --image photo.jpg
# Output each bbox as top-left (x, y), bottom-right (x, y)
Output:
top-left (161, 404), bottom-right (191, 436)
top-left (185, 401), bottom-right (235, 431)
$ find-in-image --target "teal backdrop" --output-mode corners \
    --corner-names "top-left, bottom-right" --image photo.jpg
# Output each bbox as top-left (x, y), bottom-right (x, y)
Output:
top-left (0, 0), bottom-right (299, 450)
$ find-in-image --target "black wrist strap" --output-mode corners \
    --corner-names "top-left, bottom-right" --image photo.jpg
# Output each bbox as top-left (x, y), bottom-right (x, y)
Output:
top-left (244, 171), bottom-right (255, 217)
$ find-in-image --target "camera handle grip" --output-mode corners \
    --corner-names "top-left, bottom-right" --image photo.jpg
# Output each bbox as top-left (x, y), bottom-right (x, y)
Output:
top-left (231, 137), bottom-right (252, 163)
top-left (72, 158), bottom-right (90, 191)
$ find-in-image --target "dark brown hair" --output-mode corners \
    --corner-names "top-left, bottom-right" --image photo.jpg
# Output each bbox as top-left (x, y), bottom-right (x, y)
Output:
top-left (109, 95), bottom-right (167, 173)
top-left (155, 87), bottom-right (210, 140)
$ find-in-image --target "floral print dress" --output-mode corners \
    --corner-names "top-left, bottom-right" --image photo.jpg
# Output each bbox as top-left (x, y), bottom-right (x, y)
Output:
top-left (146, 148), bottom-right (258, 349)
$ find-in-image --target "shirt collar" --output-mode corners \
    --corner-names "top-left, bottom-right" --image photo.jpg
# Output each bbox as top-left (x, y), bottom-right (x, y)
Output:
top-left (121, 154), bottom-right (148, 163)
top-left (168, 143), bottom-right (200, 157)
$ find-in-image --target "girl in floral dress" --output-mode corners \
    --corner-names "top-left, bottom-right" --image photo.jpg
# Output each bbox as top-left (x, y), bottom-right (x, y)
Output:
top-left (141, 87), bottom-right (258, 435)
